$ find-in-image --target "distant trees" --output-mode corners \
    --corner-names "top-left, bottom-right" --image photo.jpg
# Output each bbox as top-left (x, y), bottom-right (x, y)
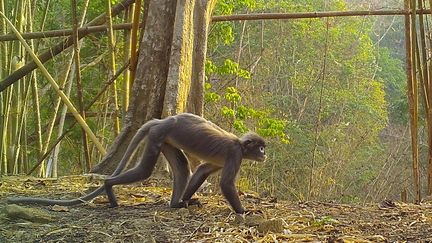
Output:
top-left (205, 0), bottom-right (409, 202)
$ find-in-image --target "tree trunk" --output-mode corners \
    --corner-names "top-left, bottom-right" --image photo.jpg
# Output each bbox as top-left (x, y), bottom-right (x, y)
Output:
top-left (91, 0), bottom-right (216, 174)
top-left (188, 0), bottom-right (217, 116)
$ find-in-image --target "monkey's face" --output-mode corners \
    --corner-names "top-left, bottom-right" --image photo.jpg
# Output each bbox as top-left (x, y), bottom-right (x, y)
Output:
top-left (243, 143), bottom-right (266, 162)
top-left (241, 133), bottom-right (267, 162)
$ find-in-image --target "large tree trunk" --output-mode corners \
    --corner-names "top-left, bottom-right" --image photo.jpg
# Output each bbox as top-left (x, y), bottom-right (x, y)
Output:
top-left (91, 0), bottom-right (216, 174)
top-left (188, 0), bottom-right (217, 116)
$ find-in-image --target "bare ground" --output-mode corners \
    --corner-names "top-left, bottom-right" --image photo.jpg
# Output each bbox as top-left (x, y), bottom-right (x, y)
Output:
top-left (1, 175), bottom-right (432, 242)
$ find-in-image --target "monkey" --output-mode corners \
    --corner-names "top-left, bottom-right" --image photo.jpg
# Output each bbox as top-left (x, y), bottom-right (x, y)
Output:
top-left (8, 113), bottom-right (267, 214)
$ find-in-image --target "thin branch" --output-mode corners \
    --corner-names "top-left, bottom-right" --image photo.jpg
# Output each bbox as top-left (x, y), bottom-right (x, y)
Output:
top-left (308, 17), bottom-right (330, 200)
top-left (211, 9), bottom-right (432, 22)
top-left (0, 23), bottom-right (137, 41)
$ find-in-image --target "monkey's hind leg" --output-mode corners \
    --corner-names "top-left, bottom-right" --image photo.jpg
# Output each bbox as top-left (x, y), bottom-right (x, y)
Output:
top-left (161, 144), bottom-right (191, 208)
top-left (182, 163), bottom-right (220, 207)
top-left (104, 142), bottom-right (163, 207)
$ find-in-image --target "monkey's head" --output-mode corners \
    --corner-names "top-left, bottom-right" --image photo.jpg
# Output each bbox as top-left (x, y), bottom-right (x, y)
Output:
top-left (240, 132), bottom-right (266, 162)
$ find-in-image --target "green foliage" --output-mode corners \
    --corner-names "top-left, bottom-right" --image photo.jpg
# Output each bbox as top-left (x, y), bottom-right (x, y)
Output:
top-left (204, 82), bottom-right (221, 103)
top-left (220, 59), bottom-right (251, 79)
top-left (205, 46), bottom-right (289, 141)
top-left (224, 87), bottom-right (242, 103)
top-left (205, 60), bottom-right (218, 75)
top-left (233, 120), bottom-right (248, 133)
top-left (221, 106), bottom-right (235, 118)
top-left (214, 0), bottom-right (257, 15)
top-left (210, 23), bottom-right (235, 45)
top-left (376, 47), bottom-right (408, 123)
top-left (204, 58), bottom-right (287, 139)
top-left (258, 118), bottom-right (289, 144)
top-left (211, 0), bottom-right (258, 46)
top-left (206, 59), bottom-right (251, 79)
top-left (206, 84), bottom-right (289, 143)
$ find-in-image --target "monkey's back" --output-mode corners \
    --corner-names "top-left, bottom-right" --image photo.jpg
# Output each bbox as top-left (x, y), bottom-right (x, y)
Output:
top-left (165, 113), bottom-right (241, 164)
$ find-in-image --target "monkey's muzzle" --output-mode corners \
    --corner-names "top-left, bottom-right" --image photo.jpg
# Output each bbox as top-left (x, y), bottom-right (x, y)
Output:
top-left (258, 155), bottom-right (267, 162)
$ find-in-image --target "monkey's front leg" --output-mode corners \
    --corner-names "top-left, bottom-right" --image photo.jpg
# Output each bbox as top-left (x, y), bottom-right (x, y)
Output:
top-left (219, 156), bottom-right (246, 214)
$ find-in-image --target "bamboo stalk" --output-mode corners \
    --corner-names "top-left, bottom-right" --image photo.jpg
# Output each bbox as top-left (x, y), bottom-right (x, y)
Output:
top-left (106, 0), bottom-right (121, 135)
top-left (129, 0), bottom-right (142, 87)
top-left (8, 0), bottom-right (25, 174)
top-left (235, 16), bottom-right (247, 88)
top-left (122, 6), bottom-right (132, 114)
top-left (39, 59), bottom-right (70, 176)
top-left (410, 0), bottom-right (420, 204)
top-left (417, 0), bottom-right (432, 196)
top-left (404, 0), bottom-right (420, 203)
top-left (13, 63), bottom-right (32, 174)
top-left (22, 109), bottom-right (28, 172)
top-left (0, 11), bottom-right (107, 156)
top-left (0, 92), bottom-right (3, 174)
top-left (428, 0), bottom-right (432, 196)
top-left (98, 91), bottom-right (110, 162)
top-left (48, 63), bottom-right (74, 176)
top-left (14, 0), bottom-right (36, 174)
top-left (0, 0), bottom-right (7, 78)
top-left (71, 0), bottom-right (91, 173)
top-left (1, 86), bottom-right (12, 173)
top-left (37, 0), bottom-right (51, 40)
top-left (27, 0), bottom-right (51, 174)
top-left (417, 0), bottom-right (429, 109)
top-left (0, 0), bottom-right (6, 174)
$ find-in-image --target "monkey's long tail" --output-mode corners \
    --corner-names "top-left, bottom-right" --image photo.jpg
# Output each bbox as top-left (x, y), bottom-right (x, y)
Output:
top-left (7, 186), bottom-right (105, 206)
top-left (7, 119), bottom-right (160, 206)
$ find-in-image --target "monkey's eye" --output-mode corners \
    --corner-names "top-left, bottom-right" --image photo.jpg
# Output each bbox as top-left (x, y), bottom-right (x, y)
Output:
top-left (259, 146), bottom-right (265, 154)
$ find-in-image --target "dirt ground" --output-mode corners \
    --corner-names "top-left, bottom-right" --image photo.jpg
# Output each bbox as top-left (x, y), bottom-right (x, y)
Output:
top-left (1, 175), bottom-right (432, 242)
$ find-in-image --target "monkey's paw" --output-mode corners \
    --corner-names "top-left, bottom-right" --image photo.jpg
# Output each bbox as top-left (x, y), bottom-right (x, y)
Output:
top-left (171, 198), bottom-right (202, 208)
top-left (185, 198), bottom-right (202, 207)
top-left (108, 201), bottom-right (119, 208)
top-left (244, 209), bottom-right (264, 215)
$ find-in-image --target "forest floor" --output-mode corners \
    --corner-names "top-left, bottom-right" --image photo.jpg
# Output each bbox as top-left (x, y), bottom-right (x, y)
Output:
top-left (1, 175), bottom-right (432, 242)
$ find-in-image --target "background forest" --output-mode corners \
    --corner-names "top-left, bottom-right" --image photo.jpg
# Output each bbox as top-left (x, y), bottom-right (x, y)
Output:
top-left (0, 0), bottom-right (419, 203)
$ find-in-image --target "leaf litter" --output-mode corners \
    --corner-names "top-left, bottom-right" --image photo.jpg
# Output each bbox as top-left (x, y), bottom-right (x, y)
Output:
top-left (1, 175), bottom-right (432, 242)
